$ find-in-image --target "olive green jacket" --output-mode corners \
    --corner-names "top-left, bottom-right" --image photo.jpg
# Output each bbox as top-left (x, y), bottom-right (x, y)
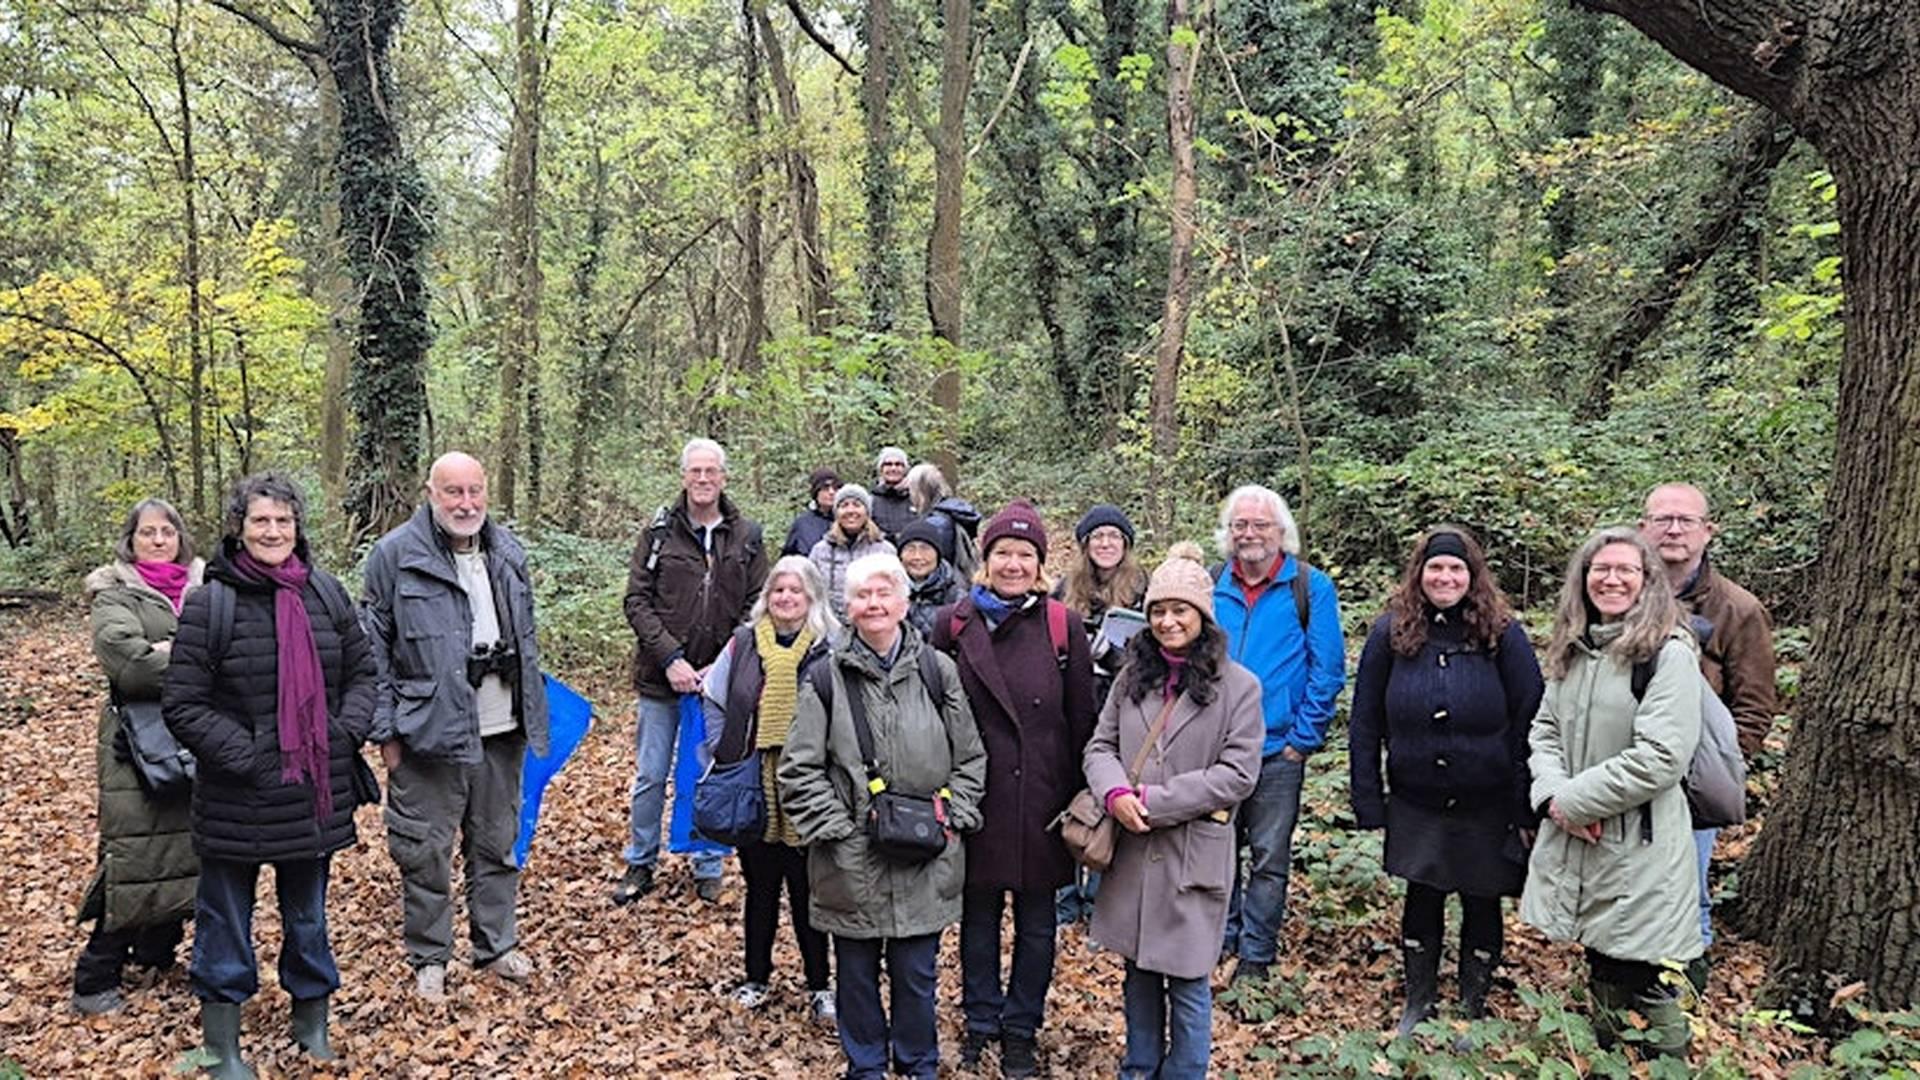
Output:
top-left (79, 560), bottom-right (202, 932)
top-left (1521, 625), bottom-right (1703, 964)
top-left (777, 628), bottom-right (986, 940)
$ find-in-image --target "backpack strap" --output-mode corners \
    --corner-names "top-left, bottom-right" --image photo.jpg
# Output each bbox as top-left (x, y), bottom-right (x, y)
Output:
top-left (1291, 561), bottom-right (1311, 632)
top-left (1045, 598), bottom-right (1069, 670)
top-left (1629, 653), bottom-right (1659, 701)
top-left (643, 505), bottom-right (671, 572)
top-left (206, 578), bottom-right (235, 662)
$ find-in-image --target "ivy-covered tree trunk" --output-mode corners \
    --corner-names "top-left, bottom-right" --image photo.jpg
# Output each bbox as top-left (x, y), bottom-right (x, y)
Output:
top-left (1148, 0), bottom-right (1207, 532)
top-left (859, 0), bottom-right (898, 333)
top-left (166, 0), bottom-right (208, 521)
top-left (326, 0), bottom-right (432, 539)
top-left (497, 0), bottom-right (545, 518)
top-left (1080, 0), bottom-right (1144, 436)
top-left (737, 0), bottom-right (768, 371)
top-left (1581, 0), bottom-right (1920, 1012)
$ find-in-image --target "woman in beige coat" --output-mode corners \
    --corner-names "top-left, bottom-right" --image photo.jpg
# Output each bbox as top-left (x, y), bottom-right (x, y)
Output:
top-left (1521, 526), bottom-right (1702, 1059)
top-left (1084, 544), bottom-right (1263, 1079)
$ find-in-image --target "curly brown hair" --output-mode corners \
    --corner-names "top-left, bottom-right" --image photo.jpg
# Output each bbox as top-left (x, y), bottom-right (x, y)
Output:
top-left (1385, 525), bottom-right (1513, 657)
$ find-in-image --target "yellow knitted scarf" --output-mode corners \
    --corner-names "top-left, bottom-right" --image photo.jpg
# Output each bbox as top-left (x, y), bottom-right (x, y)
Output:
top-left (754, 619), bottom-right (815, 846)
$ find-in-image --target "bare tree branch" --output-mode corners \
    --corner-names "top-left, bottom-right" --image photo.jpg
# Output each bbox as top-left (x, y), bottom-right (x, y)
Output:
top-left (202, 0), bottom-right (322, 58)
top-left (597, 219), bottom-right (725, 367)
top-left (968, 35), bottom-right (1032, 160)
top-left (782, 0), bottom-right (858, 77)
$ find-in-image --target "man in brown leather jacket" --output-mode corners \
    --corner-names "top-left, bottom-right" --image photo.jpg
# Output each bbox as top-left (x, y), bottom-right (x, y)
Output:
top-left (614, 438), bottom-right (768, 905)
top-left (1641, 482), bottom-right (1777, 953)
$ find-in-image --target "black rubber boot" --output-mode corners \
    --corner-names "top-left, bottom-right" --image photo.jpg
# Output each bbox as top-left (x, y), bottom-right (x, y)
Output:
top-left (1458, 947), bottom-right (1497, 1020)
top-left (198, 1002), bottom-right (256, 1080)
top-left (1000, 1033), bottom-right (1038, 1078)
top-left (1396, 938), bottom-right (1441, 1037)
top-left (291, 995), bottom-right (337, 1061)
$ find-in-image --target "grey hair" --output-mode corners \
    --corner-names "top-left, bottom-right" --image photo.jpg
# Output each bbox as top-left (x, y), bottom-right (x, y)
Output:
top-left (905, 462), bottom-right (950, 513)
top-left (680, 437), bottom-right (728, 472)
top-left (748, 555), bottom-right (841, 640)
top-left (1213, 484), bottom-right (1301, 558)
top-left (844, 551), bottom-right (911, 604)
top-left (224, 471), bottom-right (306, 540)
top-left (115, 497), bottom-right (194, 565)
top-left (875, 446), bottom-right (909, 471)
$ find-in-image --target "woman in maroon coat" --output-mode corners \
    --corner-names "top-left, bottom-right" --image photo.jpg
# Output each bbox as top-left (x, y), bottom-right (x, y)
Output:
top-left (931, 502), bottom-right (1097, 1078)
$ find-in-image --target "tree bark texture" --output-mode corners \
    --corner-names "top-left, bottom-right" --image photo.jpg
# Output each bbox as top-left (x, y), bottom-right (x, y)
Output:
top-left (925, 0), bottom-right (969, 345)
top-left (327, 0), bottom-right (434, 540)
top-left (756, 5), bottom-right (834, 334)
top-left (496, 0), bottom-right (544, 518)
top-left (167, 0), bottom-right (208, 522)
top-left (1080, 0), bottom-right (1144, 435)
top-left (737, 0), bottom-right (769, 371)
top-left (859, 0), bottom-right (898, 333)
top-left (1148, 0), bottom-right (1207, 532)
top-left (1580, 0), bottom-right (1920, 1010)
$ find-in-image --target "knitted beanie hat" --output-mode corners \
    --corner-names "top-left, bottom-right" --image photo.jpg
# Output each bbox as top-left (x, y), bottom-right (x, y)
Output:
top-left (897, 519), bottom-right (946, 560)
top-left (980, 500), bottom-right (1048, 563)
top-left (1074, 504), bottom-right (1136, 547)
top-left (808, 468), bottom-right (841, 497)
top-left (835, 483), bottom-right (873, 513)
top-left (1145, 541), bottom-right (1215, 620)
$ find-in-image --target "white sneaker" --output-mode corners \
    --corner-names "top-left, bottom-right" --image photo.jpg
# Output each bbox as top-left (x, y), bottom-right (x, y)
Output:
top-left (809, 988), bottom-right (837, 1028)
top-left (415, 963), bottom-right (448, 1002)
top-left (729, 981), bottom-right (770, 1009)
top-left (486, 948), bottom-right (534, 983)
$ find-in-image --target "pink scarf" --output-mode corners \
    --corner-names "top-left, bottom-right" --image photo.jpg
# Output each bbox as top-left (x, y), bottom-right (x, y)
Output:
top-left (231, 550), bottom-right (332, 820)
top-left (134, 560), bottom-right (190, 614)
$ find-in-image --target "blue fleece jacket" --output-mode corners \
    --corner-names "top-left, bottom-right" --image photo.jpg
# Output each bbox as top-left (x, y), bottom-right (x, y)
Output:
top-left (1213, 554), bottom-right (1346, 758)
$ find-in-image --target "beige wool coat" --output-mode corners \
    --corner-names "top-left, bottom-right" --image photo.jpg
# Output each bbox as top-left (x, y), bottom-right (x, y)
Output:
top-left (1084, 659), bottom-right (1264, 979)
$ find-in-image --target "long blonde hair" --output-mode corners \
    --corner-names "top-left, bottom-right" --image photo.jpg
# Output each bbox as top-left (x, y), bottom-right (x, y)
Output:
top-left (1542, 527), bottom-right (1681, 680)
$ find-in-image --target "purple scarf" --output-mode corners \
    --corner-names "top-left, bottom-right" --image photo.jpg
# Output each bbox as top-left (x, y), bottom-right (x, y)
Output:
top-left (1160, 647), bottom-right (1190, 702)
top-left (134, 559), bottom-right (190, 614)
top-left (231, 549), bottom-right (332, 820)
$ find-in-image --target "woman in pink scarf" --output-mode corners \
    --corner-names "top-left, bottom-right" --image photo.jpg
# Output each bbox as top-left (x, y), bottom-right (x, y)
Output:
top-left (72, 498), bottom-right (204, 1017)
top-left (163, 472), bottom-right (376, 1079)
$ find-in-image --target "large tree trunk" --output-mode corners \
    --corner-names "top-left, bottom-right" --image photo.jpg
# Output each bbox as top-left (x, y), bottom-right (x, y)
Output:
top-left (564, 149), bottom-right (610, 532)
top-left (317, 69), bottom-right (352, 504)
top-left (496, 0), bottom-right (544, 519)
top-left (737, 0), bottom-right (768, 371)
top-left (329, 0), bottom-right (434, 540)
top-left (923, 0), bottom-right (970, 475)
top-left (859, 0), bottom-right (898, 332)
top-left (167, 0), bottom-right (208, 521)
top-left (0, 424), bottom-right (29, 548)
top-left (755, 5), bottom-right (834, 334)
top-left (1580, 0), bottom-right (1920, 1011)
top-left (1079, 0), bottom-right (1144, 437)
top-left (1147, 0), bottom-right (1207, 532)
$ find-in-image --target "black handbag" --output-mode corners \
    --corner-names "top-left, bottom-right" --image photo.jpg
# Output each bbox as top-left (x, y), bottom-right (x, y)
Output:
top-left (115, 699), bottom-right (194, 798)
top-left (841, 667), bottom-right (949, 864)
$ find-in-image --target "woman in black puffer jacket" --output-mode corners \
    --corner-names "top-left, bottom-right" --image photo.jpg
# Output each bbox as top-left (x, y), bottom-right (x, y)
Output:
top-left (164, 472), bottom-right (376, 1080)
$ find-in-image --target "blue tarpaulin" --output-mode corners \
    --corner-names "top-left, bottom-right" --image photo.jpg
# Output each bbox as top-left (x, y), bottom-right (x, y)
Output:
top-left (513, 674), bottom-right (593, 869)
top-left (668, 692), bottom-right (730, 856)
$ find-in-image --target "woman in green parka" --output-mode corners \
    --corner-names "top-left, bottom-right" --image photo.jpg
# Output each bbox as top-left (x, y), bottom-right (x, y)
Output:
top-left (1521, 527), bottom-right (1703, 1059)
top-left (71, 498), bottom-right (204, 1014)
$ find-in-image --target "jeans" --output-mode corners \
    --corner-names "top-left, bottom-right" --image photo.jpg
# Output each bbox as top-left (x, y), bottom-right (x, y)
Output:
top-left (1121, 960), bottom-right (1212, 1079)
top-left (73, 918), bottom-right (185, 995)
top-left (740, 840), bottom-right (829, 990)
top-left (961, 886), bottom-right (1057, 1040)
top-left (386, 731), bottom-right (524, 968)
top-left (1055, 869), bottom-right (1101, 924)
top-left (1693, 828), bottom-right (1716, 947)
top-left (190, 856), bottom-right (339, 1004)
top-left (1224, 752), bottom-right (1305, 962)
top-left (833, 933), bottom-right (941, 1079)
top-left (625, 694), bottom-right (722, 880)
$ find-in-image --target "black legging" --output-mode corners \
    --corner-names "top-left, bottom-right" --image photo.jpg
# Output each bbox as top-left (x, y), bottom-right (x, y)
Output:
top-left (73, 918), bottom-right (185, 995)
top-left (1401, 881), bottom-right (1503, 956)
top-left (740, 839), bottom-right (830, 990)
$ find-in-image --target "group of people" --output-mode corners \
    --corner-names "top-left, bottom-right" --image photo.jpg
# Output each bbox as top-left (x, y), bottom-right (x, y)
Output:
top-left (68, 430), bottom-right (1775, 1079)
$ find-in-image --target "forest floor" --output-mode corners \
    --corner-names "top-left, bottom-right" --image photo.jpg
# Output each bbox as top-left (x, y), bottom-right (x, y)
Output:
top-left (0, 604), bottom-right (1831, 1078)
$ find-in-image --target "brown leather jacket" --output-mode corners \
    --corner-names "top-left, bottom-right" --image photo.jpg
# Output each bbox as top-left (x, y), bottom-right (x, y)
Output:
top-left (1677, 558), bottom-right (1777, 756)
top-left (623, 493), bottom-right (767, 697)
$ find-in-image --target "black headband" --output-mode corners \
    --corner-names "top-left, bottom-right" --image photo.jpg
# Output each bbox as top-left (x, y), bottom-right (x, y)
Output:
top-left (1421, 532), bottom-right (1470, 564)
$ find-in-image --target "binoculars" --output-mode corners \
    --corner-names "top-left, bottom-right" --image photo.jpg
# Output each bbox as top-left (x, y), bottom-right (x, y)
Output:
top-left (466, 641), bottom-right (519, 689)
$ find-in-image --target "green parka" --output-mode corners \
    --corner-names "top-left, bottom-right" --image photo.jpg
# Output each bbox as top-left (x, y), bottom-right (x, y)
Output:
top-left (78, 560), bottom-right (202, 933)
top-left (777, 628), bottom-right (986, 940)
top-left (1521, 624), bottom-right (1703, 965)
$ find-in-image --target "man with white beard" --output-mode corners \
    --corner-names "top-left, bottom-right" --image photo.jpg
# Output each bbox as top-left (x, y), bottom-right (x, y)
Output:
top-left (361, 451), bottom-right (550, 1001)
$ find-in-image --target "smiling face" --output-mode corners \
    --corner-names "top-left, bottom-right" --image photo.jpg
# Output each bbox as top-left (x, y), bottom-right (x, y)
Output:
top-left (132, 508), bottom-right (180, 564)
top-left (878, 458), bottom-right (907, 487)
top-left (427, 453), bottom-right (489, 543)
top-left (241, 496), bottom-right (298, 567)
top-left (1148, 599), bottom-right (1203, 654)
top-left (1083, 526), bottom-right (1127, 573)
top-left (900, 539), bottom-right (939, 579)
top-left (1585, 541), bottom-right (1647, 622)
top-left (1420, 554), bottom-right (1470, 610)
top-left (682, 448), bottom-right (727, 511)
top-left (846, 571), bottom-right (907, 650)
top-left (835, 499), bottom-right (869, 535)
top-left (986, 538), bottom-right (1040, 597)
top-left (1228, 495), bottom-right (1283, 572)
top-left (764, 571), bottom-right (811, 632)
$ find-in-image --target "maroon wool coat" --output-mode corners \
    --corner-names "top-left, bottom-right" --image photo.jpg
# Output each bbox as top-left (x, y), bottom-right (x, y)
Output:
top-left (931, 593), bottom-right (1098, 892)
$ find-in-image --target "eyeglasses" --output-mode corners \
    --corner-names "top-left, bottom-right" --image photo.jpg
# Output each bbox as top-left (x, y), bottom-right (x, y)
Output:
top-left (1647, 514), bottom-right (1707, 532)
top-left (1586, 563), bottom-right (1644, 581)
top-left (683, 466), bottom-right (723, 478)
top-left (1229, 520), bottom-right (1276, 534)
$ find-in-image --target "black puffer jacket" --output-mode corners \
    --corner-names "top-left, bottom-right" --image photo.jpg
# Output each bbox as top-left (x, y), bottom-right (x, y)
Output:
top-left (164, 538), bottom-right (377, 863)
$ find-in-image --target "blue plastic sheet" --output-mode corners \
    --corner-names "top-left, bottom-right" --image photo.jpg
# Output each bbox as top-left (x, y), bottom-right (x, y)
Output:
top-left (668, 692), bottom-right (730, 856)
top-left (513, 674), bottom-right (593, 869)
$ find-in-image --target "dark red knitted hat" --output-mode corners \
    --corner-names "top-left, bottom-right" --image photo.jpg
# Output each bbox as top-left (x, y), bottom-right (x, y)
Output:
top-left (980, 500), bottom-right (1048, 562)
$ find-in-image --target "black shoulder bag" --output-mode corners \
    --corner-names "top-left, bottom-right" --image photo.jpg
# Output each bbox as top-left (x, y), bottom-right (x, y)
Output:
top-left (116, 696), bottom-right (194, 798)
top-left (823, 656), bottom-right (951, 864)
